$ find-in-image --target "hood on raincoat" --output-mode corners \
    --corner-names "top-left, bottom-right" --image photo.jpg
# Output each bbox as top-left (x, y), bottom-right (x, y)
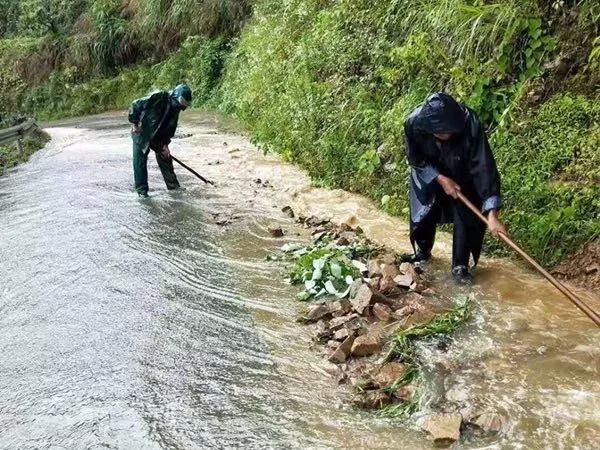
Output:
top-left (413, 92), bottom-right (467, 134)
top-left (170, 84), bottom-right (193, 110)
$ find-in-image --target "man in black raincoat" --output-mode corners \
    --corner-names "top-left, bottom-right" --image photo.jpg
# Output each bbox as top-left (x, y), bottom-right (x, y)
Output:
top-left (403, 92), bottom-right (507, 282)
top-left (128, 84), bottom-right (193, 197)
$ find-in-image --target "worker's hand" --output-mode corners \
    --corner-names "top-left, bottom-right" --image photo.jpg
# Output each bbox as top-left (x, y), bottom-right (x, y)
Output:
top-left (162, 145), bottom-right (171, 159)
top-left (131, 123), bottom-right (141, 135)
top-left (487, 210), bottom-right (508, 237)
top-left (437, 174), bottom-right (461, 199)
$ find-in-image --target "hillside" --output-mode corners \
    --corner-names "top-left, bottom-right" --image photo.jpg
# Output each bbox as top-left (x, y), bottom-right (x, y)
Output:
top-left (0, 0), bottom-right (598, 269)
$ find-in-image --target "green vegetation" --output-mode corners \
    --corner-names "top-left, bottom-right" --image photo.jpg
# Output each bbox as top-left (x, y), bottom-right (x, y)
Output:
top-left (0, 0), bottom-right (251, 119)
top-left (0, 127), bottom-right (50, 173)
top-left (281, 238), bottom-right (378, 301)
top-left (1, 0), bottom-right (598, 267)
top-left (220, 0), bottom-right (599, 267)
top-left (389, 301), bottom-right (473, 363)
top-left (379, 300), bottom-right (472, 418)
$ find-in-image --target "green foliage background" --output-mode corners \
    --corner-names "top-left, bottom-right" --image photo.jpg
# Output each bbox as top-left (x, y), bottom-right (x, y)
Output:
top-left (0, 0), bottom-right (598, 268)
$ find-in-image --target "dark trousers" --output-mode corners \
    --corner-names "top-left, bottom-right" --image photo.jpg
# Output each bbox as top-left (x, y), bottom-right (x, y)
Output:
top-left (412, 195), bottom-right (486, 268)
top-left (132, 136), bottom-right (180, 195)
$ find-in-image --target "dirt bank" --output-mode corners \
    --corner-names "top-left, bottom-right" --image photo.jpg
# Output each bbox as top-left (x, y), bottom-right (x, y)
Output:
top-left (553, 239), bottom-right (600, 290)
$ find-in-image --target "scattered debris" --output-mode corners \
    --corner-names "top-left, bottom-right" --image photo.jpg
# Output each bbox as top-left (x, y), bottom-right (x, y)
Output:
top-left (469, 411), bottom-right (507, 435)
top-left (272, 214), bottom-right (473, 443)
top-left (268, 226), bottom-right (284, 237)
top-left (418, 413), bottom-right (462, 447)
top-left (282, 205), bottom-right (295, 218)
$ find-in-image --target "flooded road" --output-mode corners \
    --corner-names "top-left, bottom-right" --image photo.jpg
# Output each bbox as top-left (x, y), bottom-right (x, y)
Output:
top-left (0, 112), bottom-right (598, 449)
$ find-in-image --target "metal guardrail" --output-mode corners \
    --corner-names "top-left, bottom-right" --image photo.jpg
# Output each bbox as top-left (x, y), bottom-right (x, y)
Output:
top-left (0, 120), bottom-right (38, 148)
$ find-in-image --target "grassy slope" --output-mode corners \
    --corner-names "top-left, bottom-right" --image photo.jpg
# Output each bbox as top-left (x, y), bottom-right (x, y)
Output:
top-left (218, 0), bottom-right (600, 267)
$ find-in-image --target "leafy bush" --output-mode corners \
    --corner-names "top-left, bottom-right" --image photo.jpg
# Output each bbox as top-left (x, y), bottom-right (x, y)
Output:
top-left (219, 0), bottom-right (598, 267)
top-left (490, 94), bottom-right (600, 266)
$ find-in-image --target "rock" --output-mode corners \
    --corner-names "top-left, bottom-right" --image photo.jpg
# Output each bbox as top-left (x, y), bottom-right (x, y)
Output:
top-left (268, 226), bottom-right (284, 237)
top-left (419, 413), bottom-right (462, 447)
top-left (379, 276), bottom-right (397, 294)
top-left (306, 216), bottom-right (330, 227)
top-left (367, 259), bottom-right (383, 277)
top-left (345, 316), bottom-right (366, 334)
top-left (351, 331), bottom-right (383, 357)
top-left (400, 307), bottom-right (437, 329)
top-left (373, 362), bottom-right (405, 388)
top-left (391, 306), bottom-right (413, 321)
top-left (472, 412), bottom-right (506, 435)
top-left (410, 281), bottom-right (428, 293)
top-left (329, 313), bottom-right (357, 331)
top-left (314, 320), bottom-right (332, 343)
top-left (320, 362), bottom-right (346, 384)
top-left (312, 231), bottom-right (327, 242)
top-left (394, 273), bottom-right (414, 288)
top-left (306, 304), bottom-right (331, 322)
top-left (372, 303), bottom-right (392, 322)
top-left (339, 231), bottom-right (359, 244)
top-left (381, 264), bottom-right (400, 279)
top-left (329, 299), bottom-right (352, 317)
top-left (354, 226), bottom-right (364, 235)
top-left (404, 291), bottom-right (426, 305)
top-left (399, 262), bottom-right (420, 279)
top-left (328, 334), bottom-right (356, 363)
top-left (254, 178), bottom-right (262, 184)
top-left (281, 206), bottom-right (295, 218)
top-left (335, 236), bottom-right (350, 246)
top-left (367, 277), bottom-right (381, 291)
top-left (333, 328), bottom-right (350, 341)
top-left (350, 283), bottom-right (373, 314)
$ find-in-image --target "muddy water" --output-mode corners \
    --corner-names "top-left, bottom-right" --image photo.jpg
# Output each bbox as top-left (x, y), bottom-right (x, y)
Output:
top-left (0, 112), bottom-right (598, 449)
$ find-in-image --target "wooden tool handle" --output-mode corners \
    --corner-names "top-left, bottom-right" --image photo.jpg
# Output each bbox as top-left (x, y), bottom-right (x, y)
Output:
top-left (455, 191), bottom-right (600, 328)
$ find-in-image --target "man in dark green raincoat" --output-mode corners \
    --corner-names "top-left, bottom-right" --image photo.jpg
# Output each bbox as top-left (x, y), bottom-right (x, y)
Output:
top-left (403, 92), bottom-right (507, 283)
top-left (128, 84), bottom-right (193, 196)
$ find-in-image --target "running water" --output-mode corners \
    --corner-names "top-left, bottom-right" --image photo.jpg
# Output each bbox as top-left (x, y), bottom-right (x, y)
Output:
top-left (0, 112), bottom-right (598, 449)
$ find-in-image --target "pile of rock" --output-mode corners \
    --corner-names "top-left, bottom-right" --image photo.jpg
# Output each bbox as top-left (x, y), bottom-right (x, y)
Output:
top-left (279, 208), bottom-right (502, 447)
top-left (287, 215), bottom-right (448, 413)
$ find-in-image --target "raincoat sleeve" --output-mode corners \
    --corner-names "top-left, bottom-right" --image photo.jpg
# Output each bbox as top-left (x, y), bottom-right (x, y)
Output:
top-left (128, 96), bottom-right (148, 125)
top-left (468, 117), bottom-right (502, 213)
top-left (404, 119), bottom-right (439, 184)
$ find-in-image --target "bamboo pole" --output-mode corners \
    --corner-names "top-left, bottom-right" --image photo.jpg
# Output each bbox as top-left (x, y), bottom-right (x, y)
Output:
top-left (456, 191), bottom-right (600, 328)
top-left (171, 155), bottom-right (215, 186)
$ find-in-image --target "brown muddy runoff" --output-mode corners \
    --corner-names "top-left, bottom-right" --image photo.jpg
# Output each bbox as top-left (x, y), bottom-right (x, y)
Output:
top-left (0, 111), bottom-right (597, 449)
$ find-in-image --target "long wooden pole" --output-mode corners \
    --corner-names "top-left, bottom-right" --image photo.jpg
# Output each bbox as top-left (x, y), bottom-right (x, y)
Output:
top-left (456, 191), bottom-right (600, 328)
top-left (171, 155), bottom-right (215, 186)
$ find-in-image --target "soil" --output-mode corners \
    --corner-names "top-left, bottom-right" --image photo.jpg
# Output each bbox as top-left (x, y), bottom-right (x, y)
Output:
top-left (552, 239), bottom-right (600, 290)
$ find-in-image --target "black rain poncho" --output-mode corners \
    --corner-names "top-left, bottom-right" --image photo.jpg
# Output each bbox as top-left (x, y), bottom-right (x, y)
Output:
top-left (404, 92), bottom-right (502, 266)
